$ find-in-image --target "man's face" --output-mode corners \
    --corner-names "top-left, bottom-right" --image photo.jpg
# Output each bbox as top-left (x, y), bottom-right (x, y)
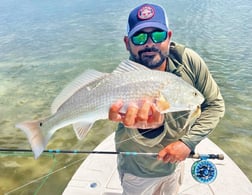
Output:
top-left (124, 27), bottom-right (172, 69)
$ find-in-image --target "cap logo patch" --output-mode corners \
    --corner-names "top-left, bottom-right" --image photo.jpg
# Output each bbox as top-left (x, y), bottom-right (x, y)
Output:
top-left (138, 5), bottom-right (155, 20)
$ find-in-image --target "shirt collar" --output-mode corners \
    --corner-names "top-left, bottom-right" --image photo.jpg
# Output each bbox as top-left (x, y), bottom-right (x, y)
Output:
top-left (166, 56), bottom-right (183, 76)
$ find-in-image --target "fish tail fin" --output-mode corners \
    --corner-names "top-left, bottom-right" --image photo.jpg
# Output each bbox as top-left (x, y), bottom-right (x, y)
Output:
top-left (16, 120), bottom-right (47, 159)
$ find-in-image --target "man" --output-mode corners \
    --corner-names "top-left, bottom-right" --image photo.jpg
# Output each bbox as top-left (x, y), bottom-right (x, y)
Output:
top-left (109, 3), bottom-right (225, 195)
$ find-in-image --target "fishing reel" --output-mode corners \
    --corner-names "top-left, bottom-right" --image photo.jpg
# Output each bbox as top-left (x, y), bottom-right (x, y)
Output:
top-left (190, 153), bottom-right (224, 184)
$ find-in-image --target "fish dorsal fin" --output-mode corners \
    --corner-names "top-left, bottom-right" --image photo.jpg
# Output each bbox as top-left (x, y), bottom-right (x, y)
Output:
top-left (51, 69), bottom-right (107, 114)
top-left (112, 59), bottom-right (150, 74)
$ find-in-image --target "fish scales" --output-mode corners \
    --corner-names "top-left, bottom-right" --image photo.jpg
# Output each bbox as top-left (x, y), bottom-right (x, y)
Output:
top-left (57, 70), bottom-right (168, 117)
top-left (15, 60), bottom-right (204, 158)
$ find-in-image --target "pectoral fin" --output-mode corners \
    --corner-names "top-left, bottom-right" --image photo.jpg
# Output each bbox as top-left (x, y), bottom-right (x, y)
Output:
top-left (156, 94), bottom-right (170, 113)
top-left (73, 121), bottom-right (94, 140)
top-left (183, 106), bottom-right (201, 129)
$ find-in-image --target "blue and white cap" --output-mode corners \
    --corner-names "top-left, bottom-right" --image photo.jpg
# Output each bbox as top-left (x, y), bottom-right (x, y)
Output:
top-left (127, 3), bottom-right (169, 38)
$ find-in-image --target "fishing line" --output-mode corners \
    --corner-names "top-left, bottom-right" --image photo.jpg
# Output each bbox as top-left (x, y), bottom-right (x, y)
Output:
top-left (1, 93), bottom-right (205, 194)
top-left (4, 153), bottom-right (56, 195)
top-left (4, 155), bottom-right (86, 195)
top-left (114, 111), bottom-right (191, 146)
top-left (3, 57), bottom-right (242, 194)
top-left (33, 154), bottom-right (57, 195)
top-left (113, 68), bottom-right (248, 146)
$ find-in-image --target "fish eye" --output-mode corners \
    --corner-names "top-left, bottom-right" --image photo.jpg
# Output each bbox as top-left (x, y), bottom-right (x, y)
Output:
top-left (193, 92), bottom-right (198, 96)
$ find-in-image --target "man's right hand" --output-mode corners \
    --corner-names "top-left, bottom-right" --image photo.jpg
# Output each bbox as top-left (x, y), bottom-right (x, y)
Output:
top-left (108, 99), bottom-right (164, 129)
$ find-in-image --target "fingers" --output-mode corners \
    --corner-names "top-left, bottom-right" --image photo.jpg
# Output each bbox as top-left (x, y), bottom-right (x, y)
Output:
top-left (148, 104), bottom-right (163, 124)
top-left (108, 100), bottom-right (124, 122)
top-left (158, 147), bottom-right (171, 163)
top-left (109, 99), bottom-right (164, 129)
top-left (137, 100), bottom-right (151, 121)
top-left (125, 99), bottom-right (161, 128)
top-left (124, 102), bottom-right (138, 126)
top-left (158, 151), bottom-right (177, 163)
top-left (135, 100), bottom-right (164, 129)
top-left (157, 141), bottom-right (191, 163)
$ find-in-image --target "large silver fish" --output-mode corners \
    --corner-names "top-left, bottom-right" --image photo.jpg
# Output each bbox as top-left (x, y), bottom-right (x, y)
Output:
top-left (16, 60), bottom-right (204, 158)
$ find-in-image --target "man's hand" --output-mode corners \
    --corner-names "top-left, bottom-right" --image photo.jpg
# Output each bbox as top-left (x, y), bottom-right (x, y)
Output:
top-left (158, 141), bottom-right (191, 163)
top-left (108, 99), bottom-right (164, 129)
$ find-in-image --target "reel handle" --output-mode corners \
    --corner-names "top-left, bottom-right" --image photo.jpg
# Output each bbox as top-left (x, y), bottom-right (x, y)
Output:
top-left (189, 153), bottom-right (224, 160)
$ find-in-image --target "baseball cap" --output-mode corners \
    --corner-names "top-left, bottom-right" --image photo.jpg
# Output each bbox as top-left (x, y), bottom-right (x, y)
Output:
top-left (127, 3), bottom-right (169, 38)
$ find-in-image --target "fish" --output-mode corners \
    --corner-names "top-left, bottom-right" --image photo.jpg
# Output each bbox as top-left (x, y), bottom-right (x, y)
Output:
top-left (16, 59), bottom-right (204, 159)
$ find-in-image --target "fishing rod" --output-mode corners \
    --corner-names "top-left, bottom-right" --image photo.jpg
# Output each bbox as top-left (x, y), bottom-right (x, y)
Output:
top-left (0, 148), bottom-right (224, 160)
top-left (0, 148), bottom-right (224, 184)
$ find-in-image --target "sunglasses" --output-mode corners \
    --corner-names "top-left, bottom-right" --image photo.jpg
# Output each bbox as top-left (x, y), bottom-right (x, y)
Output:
top-left (131, 30), bottom-right (167, 46)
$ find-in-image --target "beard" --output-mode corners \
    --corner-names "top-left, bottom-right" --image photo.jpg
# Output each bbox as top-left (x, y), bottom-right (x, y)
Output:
top-left (130, 47), bottom-right (167, 69)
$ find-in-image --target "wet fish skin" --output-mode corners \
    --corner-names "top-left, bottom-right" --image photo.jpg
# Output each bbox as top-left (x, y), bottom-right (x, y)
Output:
top-left (15, 60), bottom-right (204, 159)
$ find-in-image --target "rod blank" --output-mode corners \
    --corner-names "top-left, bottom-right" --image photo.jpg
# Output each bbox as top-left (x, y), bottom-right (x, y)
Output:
top-left (0, 148), bottom-right (224, 160)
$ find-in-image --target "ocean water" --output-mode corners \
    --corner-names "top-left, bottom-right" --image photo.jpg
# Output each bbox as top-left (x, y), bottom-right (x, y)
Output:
top-left (0, 0), bottom-right (251, 194)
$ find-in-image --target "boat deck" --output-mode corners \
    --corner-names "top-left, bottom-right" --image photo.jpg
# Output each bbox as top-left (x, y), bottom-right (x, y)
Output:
top-left (63, 133), bottom-right (252, 195)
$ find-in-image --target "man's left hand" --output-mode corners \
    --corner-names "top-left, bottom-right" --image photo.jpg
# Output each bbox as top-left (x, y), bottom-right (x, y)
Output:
top-left (157, 141), bottom-right (191, 163)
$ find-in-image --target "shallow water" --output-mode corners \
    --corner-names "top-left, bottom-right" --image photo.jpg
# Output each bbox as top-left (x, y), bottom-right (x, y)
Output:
top-left (0, 0), bottom-right (251, 194)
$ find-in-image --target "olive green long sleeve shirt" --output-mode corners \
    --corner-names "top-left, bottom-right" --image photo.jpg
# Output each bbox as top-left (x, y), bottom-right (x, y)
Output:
top-left (167, 42), bottom-right (225, 150)
top-left (115, 42), bottom-right (225, 178)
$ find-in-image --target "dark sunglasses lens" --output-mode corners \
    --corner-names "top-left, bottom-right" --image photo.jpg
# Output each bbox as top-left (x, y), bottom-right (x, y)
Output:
top-left (132, 31), bottom-right (167, 45)
top-left (132, 33), bottom-right (148, 45)
top-left (151, 31), bottom-right (167, 43)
